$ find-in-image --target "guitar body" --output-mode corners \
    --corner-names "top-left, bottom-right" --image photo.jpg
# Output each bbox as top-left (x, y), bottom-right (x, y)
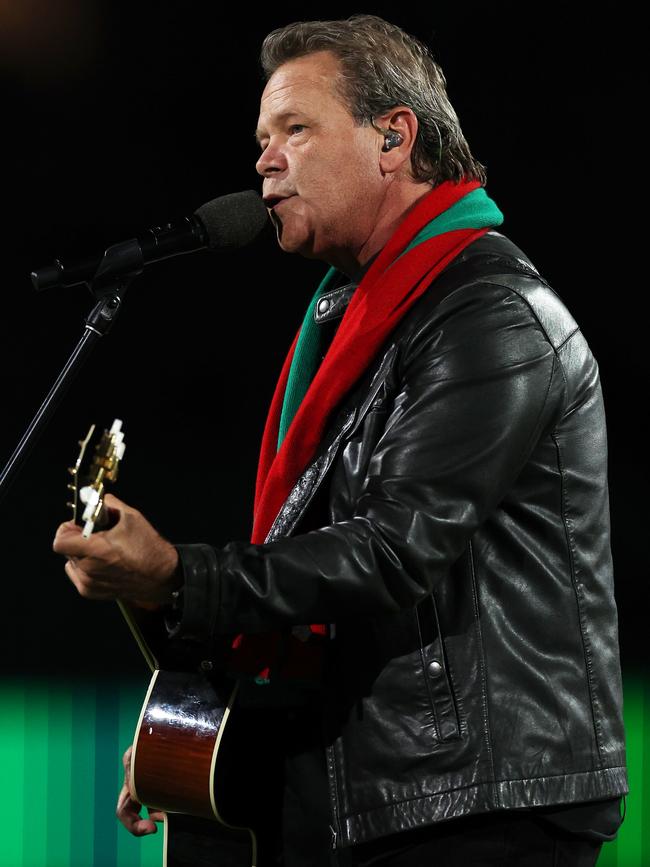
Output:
top-left (163, 814), bottom-right (255, 867)
top-left (131, 670), bottom-right (264, 867)
top-left (68, 422), bottom-right (281, 866)
top-left (132, 669), bottom-right (236, 822)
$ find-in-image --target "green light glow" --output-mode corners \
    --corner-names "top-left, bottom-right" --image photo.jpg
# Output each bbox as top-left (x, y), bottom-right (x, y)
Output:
top-left (0, 681), bottom-right (24, 867)
top-left (46, 684), bottom-right (72, 867)
top-left (0, 673), bottom-right (645, 866)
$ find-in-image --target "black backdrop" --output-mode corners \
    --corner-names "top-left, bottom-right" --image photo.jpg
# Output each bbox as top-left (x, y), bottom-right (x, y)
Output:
top-left (0, 3), bottom-right (637, 677)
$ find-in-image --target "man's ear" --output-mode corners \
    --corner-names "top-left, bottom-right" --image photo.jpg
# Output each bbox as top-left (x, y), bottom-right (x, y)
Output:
top-left (375, 107), bottom-right (418, 175)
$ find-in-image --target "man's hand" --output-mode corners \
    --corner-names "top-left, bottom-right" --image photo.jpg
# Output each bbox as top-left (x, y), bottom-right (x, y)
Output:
top-left (52, 493), bottom-right (181, 605)
top-left (117, 745), bottom-right (166, 836)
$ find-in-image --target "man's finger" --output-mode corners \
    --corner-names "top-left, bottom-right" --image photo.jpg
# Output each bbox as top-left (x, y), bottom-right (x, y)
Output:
top-left (103, 492), bottom-right (132, 512)
top-left (64, 559), bottom-right (116, 600)
top-left (53, 524), bottom-right (99, 558)
top-left (64, 559), bottom-right (84, 592)
top-left (52, 521), bottom-right (83, 551)
top-left (57, 520), bottom-right (81, 533)
top-left (116, 783), bottom-right (158, 836)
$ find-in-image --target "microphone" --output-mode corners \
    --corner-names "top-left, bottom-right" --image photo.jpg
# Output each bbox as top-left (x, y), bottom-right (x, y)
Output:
top-left (32, 189), bottom-right (269, 292)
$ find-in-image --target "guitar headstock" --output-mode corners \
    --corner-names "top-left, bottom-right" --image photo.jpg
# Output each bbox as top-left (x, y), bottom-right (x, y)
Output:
top-left (67, 419), bottom-right (126, 537)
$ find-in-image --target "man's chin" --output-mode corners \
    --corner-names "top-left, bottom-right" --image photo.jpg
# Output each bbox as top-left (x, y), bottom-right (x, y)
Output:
top-left (273, 220), bottom-right (314, 257)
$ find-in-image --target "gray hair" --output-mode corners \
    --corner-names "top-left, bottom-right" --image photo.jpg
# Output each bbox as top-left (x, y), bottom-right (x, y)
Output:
top-left (259, 14), bottom-right (487, 187)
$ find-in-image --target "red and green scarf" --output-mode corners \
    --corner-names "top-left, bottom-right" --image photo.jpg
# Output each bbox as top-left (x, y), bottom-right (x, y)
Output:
top-left (228, 177), bottom-right (504, 690)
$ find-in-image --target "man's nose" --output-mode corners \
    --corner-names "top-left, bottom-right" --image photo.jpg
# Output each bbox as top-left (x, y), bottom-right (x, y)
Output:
top-left (256, 142), bottom-right (287, 176)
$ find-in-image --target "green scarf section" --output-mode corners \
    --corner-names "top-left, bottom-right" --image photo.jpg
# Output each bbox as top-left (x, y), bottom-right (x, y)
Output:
top-left (277, 186), bottom-right (504, 450)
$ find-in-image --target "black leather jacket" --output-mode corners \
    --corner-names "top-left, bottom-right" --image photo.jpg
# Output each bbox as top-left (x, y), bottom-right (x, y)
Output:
top-left (169, 229), bottom-right (628, 849)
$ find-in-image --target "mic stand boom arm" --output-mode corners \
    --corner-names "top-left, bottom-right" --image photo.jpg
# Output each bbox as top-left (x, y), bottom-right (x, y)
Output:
top-left (0, 237), bottom-right (144, 503)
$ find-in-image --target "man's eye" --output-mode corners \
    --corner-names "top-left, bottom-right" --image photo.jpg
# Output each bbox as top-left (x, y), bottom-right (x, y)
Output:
top-left (289, 124), bottom-right (305, 134)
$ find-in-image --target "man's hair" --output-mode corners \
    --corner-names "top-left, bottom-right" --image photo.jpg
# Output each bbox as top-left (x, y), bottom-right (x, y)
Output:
top-left (259, 14), bottom-right (487, 187)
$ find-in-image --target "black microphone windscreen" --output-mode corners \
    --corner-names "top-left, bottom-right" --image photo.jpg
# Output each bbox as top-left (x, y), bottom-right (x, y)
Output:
top-left (194, 190), bottom-right (269, 250)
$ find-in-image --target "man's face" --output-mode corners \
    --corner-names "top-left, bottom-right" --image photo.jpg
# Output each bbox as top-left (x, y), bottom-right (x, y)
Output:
top-left (255, 51), bottom-right (384, 266)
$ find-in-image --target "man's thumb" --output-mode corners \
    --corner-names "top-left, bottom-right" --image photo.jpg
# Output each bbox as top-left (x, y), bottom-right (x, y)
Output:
top-left (103, 492), bottom-right (127, 508)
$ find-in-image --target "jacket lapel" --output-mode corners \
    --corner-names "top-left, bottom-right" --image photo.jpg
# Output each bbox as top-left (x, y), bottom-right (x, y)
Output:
top-left (265, 342), bottom-right (399, 542)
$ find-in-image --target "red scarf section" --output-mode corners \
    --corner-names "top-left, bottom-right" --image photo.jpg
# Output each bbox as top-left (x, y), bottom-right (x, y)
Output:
top-left (229, 178), bottom-right (492, 684)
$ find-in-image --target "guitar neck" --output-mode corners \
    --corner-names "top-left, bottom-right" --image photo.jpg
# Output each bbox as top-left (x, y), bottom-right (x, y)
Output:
top-left (117, 600), bottom-right (160, 672)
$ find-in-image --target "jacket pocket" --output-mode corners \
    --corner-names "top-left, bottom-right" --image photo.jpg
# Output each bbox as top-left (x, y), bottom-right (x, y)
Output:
top-left (415, 592), bottom-right (462, 741)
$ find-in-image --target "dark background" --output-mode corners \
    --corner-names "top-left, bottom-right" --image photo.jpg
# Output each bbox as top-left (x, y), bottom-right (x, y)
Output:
top-left (0, 3), bottom-right (638, 676)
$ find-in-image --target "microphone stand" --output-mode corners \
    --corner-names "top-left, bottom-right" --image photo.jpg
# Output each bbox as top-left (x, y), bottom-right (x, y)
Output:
top-left (0, 238), bottom-right (144, 503)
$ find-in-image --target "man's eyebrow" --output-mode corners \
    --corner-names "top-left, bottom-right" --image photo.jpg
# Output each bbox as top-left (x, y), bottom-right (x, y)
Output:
top-left (254, 111), bottom-right (303, 145)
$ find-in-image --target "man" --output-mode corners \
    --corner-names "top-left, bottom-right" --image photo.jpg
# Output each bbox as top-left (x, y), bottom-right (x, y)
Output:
top-left (53, 14), bottom-right (628, 866)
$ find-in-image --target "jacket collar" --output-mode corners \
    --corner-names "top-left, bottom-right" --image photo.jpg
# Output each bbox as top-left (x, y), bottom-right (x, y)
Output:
top-left (313, 251), bottom-right (381, 324)
top-left (313, 230), bottom-right (506, 326)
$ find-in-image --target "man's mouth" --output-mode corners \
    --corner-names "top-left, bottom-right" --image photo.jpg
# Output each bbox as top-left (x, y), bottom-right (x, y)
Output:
top-left (263, 194), bottom-right (295, 210)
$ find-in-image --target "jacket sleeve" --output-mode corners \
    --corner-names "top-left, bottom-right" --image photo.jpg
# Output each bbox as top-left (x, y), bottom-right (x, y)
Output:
top-left (167, 281), bottom-right (564, 651)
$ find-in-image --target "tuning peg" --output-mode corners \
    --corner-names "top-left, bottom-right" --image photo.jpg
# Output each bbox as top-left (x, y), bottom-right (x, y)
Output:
top-left (66, 501), bottom-right (75, 510)
top-left (67, 483), bottom-right (76, 492)
top-left (67, 467), bottom-right (75, 475)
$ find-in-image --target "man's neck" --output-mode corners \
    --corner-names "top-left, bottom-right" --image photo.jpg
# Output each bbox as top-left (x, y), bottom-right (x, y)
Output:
top-left (331, 180), bottom-right (434, 279)
top-left (343, 250), bottom-right (380, 283)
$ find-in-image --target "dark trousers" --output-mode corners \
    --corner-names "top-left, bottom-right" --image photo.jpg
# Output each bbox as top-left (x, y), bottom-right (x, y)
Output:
top-left (328, 811), bottom-right (603, 867)
top-left (166, 804), bottom-right (604, 867)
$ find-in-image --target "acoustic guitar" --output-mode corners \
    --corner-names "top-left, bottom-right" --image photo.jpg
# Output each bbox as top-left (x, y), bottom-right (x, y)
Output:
top-left (67, 421), bottom-right (273, 867)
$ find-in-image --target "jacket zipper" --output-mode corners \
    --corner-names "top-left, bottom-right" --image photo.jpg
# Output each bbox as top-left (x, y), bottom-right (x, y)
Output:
top-left (323, 713), bottom-right (343, 853)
